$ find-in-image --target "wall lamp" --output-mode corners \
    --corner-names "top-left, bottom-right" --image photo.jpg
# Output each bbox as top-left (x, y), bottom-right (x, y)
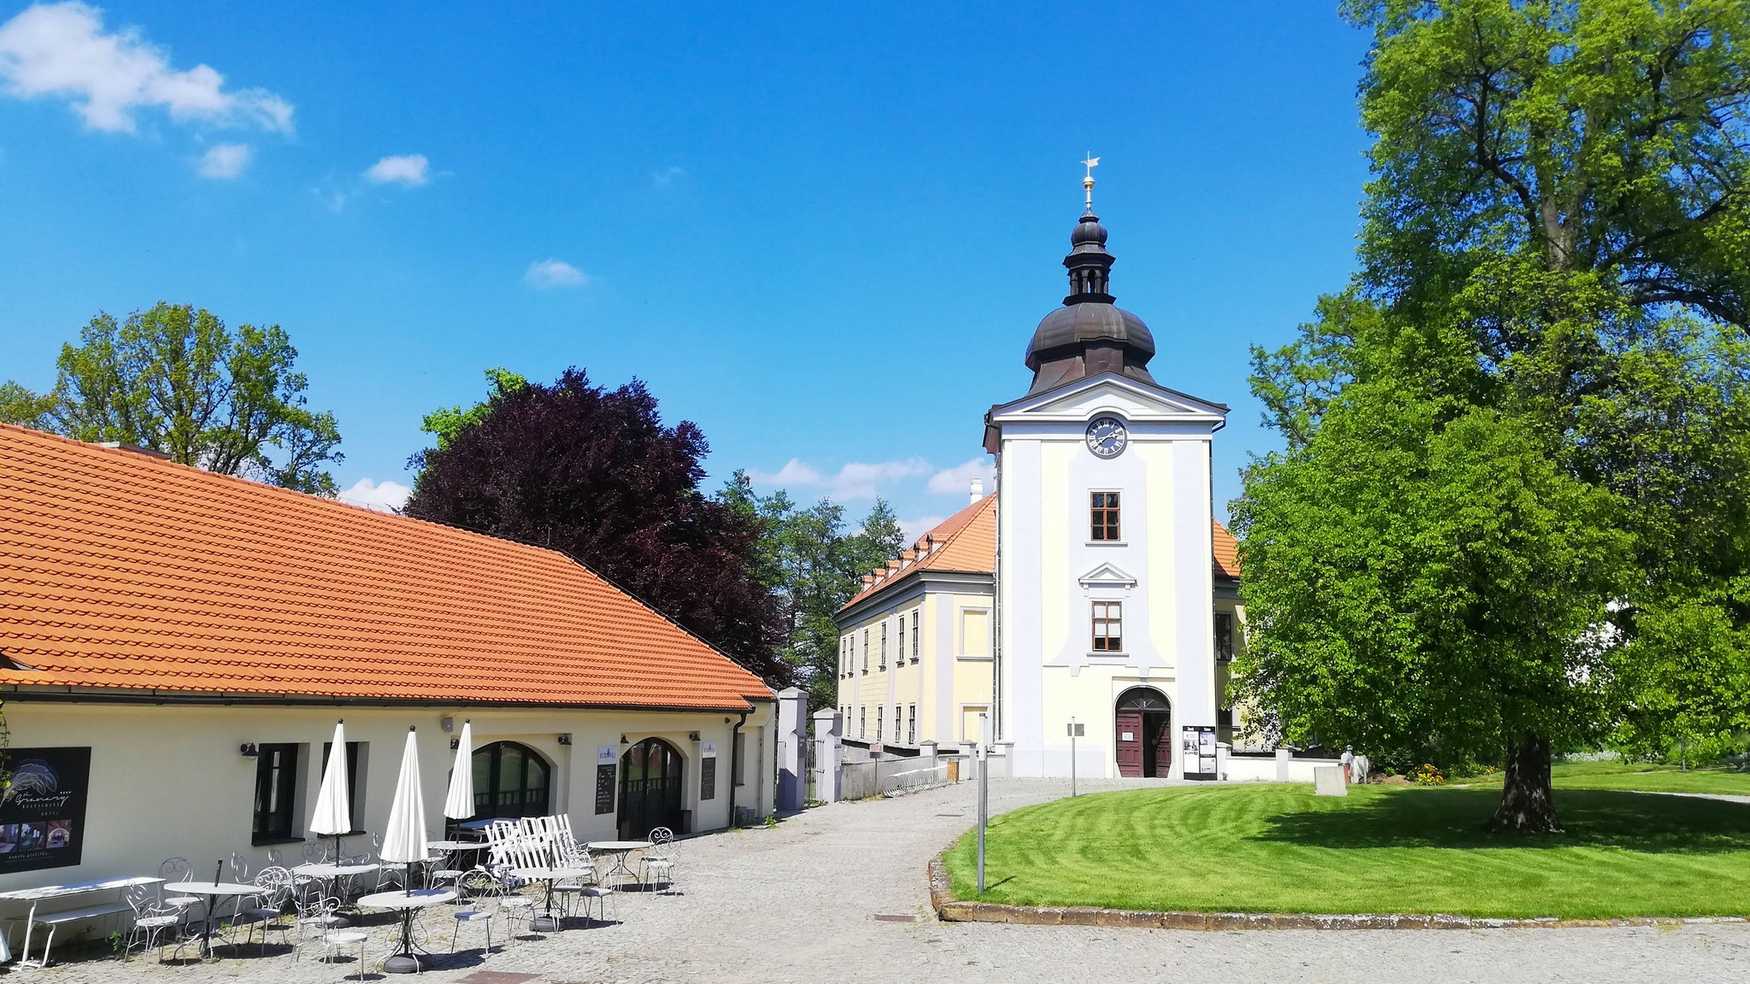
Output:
top-left (557, 734), bottom-right (572, 746)
top-left (239, 742), bottom-right (259, 758)
top-left (449, 737), bottom-right (460, 750)
top-left (688, 731), bottom-right (701, 743)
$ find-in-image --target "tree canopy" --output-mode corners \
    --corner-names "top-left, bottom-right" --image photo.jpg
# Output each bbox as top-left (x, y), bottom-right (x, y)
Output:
top-left (719, 472), bottom-right (908, 708)
top-left (1236, 0), bottom-right (1750, 832)
top-left (406, 368), bottom-right (792, 688)
top-left (3, 303), bottom-right (343, 494)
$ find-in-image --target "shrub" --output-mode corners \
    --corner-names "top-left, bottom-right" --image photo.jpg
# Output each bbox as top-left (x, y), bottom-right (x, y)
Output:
top-left (1411, 763), bottom-right (1446, 786)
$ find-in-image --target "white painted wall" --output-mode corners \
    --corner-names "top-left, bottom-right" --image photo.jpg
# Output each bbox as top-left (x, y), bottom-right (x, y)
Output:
top-left (0, 699), bottom-right (773, 899)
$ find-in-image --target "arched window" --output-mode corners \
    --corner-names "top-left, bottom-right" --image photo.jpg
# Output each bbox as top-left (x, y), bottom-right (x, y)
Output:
top-left (469, 741), bottom-right (551, 819)
top-left (619, 738), bottom-right (685, 839)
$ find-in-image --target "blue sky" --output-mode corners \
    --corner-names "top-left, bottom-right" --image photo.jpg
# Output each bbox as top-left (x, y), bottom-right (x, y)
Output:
top-left (0, 2), bottom-right (1372, 537)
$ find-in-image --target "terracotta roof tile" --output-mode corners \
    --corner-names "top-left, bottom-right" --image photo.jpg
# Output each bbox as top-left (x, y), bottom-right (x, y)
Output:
top-left (1213, 519), bottom-right (1241, 581)
top-left (840, 495), bottom-right (996, 611)
top-left (0, 424), bottom-right (771, 710)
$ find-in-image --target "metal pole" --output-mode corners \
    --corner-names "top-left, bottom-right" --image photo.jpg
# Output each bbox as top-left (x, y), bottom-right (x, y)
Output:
top-left (1070, 717), bottom-right (1077, 798)
top-left (976, 712), bottom-right (989, 895)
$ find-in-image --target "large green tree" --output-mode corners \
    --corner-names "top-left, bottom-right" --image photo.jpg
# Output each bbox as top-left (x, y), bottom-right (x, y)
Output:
top-left (1238, 0), bottom-right (1750, 832)
top-left (5, 303), bottom-right (343, 494)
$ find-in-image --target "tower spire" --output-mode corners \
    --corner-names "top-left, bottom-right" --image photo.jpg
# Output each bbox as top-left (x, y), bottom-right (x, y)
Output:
top-left (1081, 152), bottom-right (1100, 211)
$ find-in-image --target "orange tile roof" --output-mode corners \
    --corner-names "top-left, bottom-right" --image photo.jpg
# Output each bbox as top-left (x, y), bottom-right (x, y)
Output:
top-left (1213, 519), bottom-right (1241, 581)
top-left (840, 494), bottom-right (996, 612)
top-left (0, 424), bottom-right (771, 710)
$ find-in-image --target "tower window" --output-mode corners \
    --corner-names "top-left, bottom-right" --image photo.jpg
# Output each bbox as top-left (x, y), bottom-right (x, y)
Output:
top-left (1091, 492), bottom-right (1121, 541)
top-left (1092, 601), bottom-right (1123, 652)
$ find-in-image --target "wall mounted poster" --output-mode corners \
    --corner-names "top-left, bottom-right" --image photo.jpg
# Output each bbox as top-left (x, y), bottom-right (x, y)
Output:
top-left (594, 764), bottom-right (616, 815)
top-left (0, 746), bottom-right (91, 874)
top-left (1181, 727), bottom-right (1217, 781)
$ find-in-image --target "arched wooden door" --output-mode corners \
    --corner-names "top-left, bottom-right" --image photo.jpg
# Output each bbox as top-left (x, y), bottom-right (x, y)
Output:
top-left (619, 738), bottom-right (685, 839)
top-left (1115, 688), bottom-right (1172, 778)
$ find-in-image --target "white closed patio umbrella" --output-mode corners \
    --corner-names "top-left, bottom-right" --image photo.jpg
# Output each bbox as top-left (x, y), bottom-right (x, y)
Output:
top-left (309, 720), bottom-right (352, 862)
top-left (380, 726), bottom-right (429, 896)
top-left (442, 720), bottom-right (474, 822)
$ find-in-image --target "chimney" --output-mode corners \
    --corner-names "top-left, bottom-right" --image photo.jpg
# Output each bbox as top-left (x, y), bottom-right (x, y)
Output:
top-left (969, 478), bottom-right (984, 504)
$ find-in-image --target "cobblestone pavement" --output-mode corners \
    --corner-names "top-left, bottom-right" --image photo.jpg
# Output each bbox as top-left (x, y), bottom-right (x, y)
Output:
top-left (39, 778), bottom-right (1750, 984)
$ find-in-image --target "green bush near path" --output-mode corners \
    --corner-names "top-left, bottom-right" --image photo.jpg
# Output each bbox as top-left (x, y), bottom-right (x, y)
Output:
top-left (943, 784), bottom-right (1750, 919)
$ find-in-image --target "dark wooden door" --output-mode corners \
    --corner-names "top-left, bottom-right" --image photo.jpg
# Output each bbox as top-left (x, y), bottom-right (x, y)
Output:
top-left (1150, 715), bottom-right (1174, 777)
top-left (1115, 711), bottom-right (1144, 777)
top-left (619, 739), bottom-right (685, 839)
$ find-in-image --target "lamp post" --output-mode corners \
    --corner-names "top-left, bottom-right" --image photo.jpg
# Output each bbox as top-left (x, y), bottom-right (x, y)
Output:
top-left (976, 712), bottom-right (989, 895)
top-left (1067, 717), bottom-right (1083, 797)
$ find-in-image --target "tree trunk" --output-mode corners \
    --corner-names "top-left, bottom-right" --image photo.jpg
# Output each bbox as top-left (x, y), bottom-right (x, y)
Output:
top-left (1489, 735), bottom-right (1561, 833)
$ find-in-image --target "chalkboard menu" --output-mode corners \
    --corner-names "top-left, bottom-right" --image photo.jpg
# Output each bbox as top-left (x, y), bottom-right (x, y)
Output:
top-left (0, 747), bottom-right (91, 874)
top-left (594, 764), bottom-right (616, 815)
top-left (700, 757), bottom-right (717, 800)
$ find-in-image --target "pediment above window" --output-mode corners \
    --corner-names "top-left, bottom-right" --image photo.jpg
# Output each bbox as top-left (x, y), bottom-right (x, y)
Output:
top-left (1078, 562), bottom-right (1138, 590)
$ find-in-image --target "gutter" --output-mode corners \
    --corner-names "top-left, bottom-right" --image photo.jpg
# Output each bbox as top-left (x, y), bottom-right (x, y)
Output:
top-left (727, 708), bottom-right (749, 827)
top-left (0, 686), bottom-right (761, 715)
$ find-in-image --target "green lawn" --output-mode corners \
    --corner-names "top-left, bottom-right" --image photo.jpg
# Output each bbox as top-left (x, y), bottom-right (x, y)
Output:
top-left (943, 784), bottom-right (1750, 918)
top-left (1455, 759), bottom-right (1750, 796)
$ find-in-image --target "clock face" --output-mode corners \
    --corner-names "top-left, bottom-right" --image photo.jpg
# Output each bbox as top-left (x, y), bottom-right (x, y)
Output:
top-left (1085, 416), bottom-right (1128, 459)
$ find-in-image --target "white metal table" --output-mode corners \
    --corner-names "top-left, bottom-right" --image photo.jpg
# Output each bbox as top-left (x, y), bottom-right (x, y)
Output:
top-left (0, 876), bottom-right (163, 967)
top-left (162, 881), bottom-right (258, 959)
top-left (291, 862), bottom-right (379, 922)
top-left (357, 888), bottom-right (454, 974)
top-left (508, 866), bottom-right (590, 932)
top-left (585, 840), bottom-right (652, 888)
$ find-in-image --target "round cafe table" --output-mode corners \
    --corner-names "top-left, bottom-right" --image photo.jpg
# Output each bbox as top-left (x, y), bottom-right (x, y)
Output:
top-left (585, 840), bottom-right (652, 888)
top-left (509, 866), bottom-right (590, 932)
top-left (424, 839), bottom-right (482, 882)
top-left (291, 862), bottom-right (380, 923)
top-left (162, 881), bottom-right (259, 959)
top-left (357, 888), bottom-right (454, 974)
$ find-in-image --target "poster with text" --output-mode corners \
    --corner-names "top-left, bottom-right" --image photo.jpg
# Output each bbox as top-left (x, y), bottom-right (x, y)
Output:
top-left (1181, 727), bottom-right (1217, 781)
top-left (0, 747), bottom-right (91, 874)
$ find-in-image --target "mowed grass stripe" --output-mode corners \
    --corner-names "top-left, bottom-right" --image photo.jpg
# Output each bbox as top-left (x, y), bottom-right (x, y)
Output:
top-left (944, 784), bottom-right (1750, 918)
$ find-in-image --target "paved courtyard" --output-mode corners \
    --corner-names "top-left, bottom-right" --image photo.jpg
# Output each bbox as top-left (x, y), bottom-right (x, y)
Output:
top-left (37, 778), bottom-right (1750, 984)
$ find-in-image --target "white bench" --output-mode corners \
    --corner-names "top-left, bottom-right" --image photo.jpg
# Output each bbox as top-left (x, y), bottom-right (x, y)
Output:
top-left (0, 876), bottom-right (163, 967)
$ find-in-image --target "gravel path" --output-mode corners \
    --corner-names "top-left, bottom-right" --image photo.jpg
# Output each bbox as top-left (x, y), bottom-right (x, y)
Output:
top-left (39, 778), bottom-right (1750, 983)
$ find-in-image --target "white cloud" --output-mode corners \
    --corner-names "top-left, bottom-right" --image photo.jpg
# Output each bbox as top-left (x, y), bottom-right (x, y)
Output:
top-left (899, 514), bottom-right (945, 543)
top-left (651, 164), bottom-right (686, 188)
top-left (364, 153), bottom-right (429, 186)
top-left (196, 141), bottom-right (249, 179)
top-left (338, 477), bottom-right (410, 512)
top-left (523, 258), bottom-right (587, 289)
top-left (750, 457), bottom-right (931, 502)
top-left (0, 2), bottom-right (294, 134)
top-left (928, 456), bottom-right (996, 497)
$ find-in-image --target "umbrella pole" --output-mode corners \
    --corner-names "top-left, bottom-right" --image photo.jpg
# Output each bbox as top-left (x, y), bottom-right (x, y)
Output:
top-left (406, 861), bottom-right (414, 896)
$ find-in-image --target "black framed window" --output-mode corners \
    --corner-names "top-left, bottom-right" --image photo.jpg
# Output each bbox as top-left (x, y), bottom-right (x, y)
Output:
top-left (1215, 612), bottom-right (1235, 662)
top-left (1092, 601), bottom-right (1123, 652)
top-left (907, 704), bottom-right (916, 744)
top-left (1091, 492), bottom-right (1121, 541)
top-left (880, 622), bottom-right (887, 668)
top-left (470, 741), bottom-right (551, 819)
top-left (877, 706), bottom-right (884, 740)
top-left (320, 740), bottom-right (363, 832)
top-left (911, 611), bottom-right (919, 660)
top-left (252, 743), bottom-right (300, 843)
top-left (862, 630), bottom-right (868, 671)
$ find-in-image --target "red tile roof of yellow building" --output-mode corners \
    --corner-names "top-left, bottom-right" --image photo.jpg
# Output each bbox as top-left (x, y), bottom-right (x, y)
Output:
top-left (1213, 520), bottom-right (1241, 581)
top-left (841, 494), bottom-right (997, 611)
top-left (840, 499), bottom-right (1241, 612)
top-left (0, 424), bottom-right (771, 710)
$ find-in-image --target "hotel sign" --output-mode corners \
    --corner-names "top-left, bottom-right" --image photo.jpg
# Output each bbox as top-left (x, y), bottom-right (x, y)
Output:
top-left (0, 747), bottom-right (91, 874)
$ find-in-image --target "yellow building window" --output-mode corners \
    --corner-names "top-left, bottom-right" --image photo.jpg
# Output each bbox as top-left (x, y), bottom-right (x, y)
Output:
top-left (959, 608), bottom-right (990, 658)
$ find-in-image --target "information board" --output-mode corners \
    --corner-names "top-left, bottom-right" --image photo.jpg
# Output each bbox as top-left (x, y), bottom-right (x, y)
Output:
top-left (1180, 726), bottom-right (1218, 781)
top-left (594, 764), bottom-right (616, 815)
top-left (700, 757), bottom-right (717, 799)
top-left (0, 746), bottom-right (91, 874)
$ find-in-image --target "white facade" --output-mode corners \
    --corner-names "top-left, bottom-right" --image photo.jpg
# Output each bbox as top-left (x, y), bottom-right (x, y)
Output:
top-left (990, 373), bottom-right (1228, 779)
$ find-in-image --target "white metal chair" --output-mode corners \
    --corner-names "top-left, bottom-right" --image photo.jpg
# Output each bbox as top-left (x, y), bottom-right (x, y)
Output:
top-left (123, 884), bottom-right (182, 962)
top-left (640, 826), bottom-right (677, 893)
top-left (234, 866), bottom-right (295, 953)
top-left (157, 857), bottom-right (201, 920)
top-left (293, 896), bottom-right (370, 978)
top-left (558, 845), bottom-right (616, 926)
top-left (449, 869), bottom-right (497, 955)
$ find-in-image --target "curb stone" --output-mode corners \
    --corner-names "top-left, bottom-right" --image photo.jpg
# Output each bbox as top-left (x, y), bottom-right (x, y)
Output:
top-left (926, 855), bottom-right (1749, 931)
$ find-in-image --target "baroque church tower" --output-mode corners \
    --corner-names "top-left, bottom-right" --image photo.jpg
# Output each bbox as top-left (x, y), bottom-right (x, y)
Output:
top-left (983, 160), bottom-right (1230, 779)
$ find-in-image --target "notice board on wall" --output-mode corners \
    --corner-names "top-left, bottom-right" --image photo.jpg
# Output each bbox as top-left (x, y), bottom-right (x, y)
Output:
top-left (0, 747), bottom-right (91, 874)
top-left (1181, 726), bottom-right (1218, 780)
top-left (700, 758), bottom-right (717, 800)
top-left (594, 764), bottom-right (616, 815)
